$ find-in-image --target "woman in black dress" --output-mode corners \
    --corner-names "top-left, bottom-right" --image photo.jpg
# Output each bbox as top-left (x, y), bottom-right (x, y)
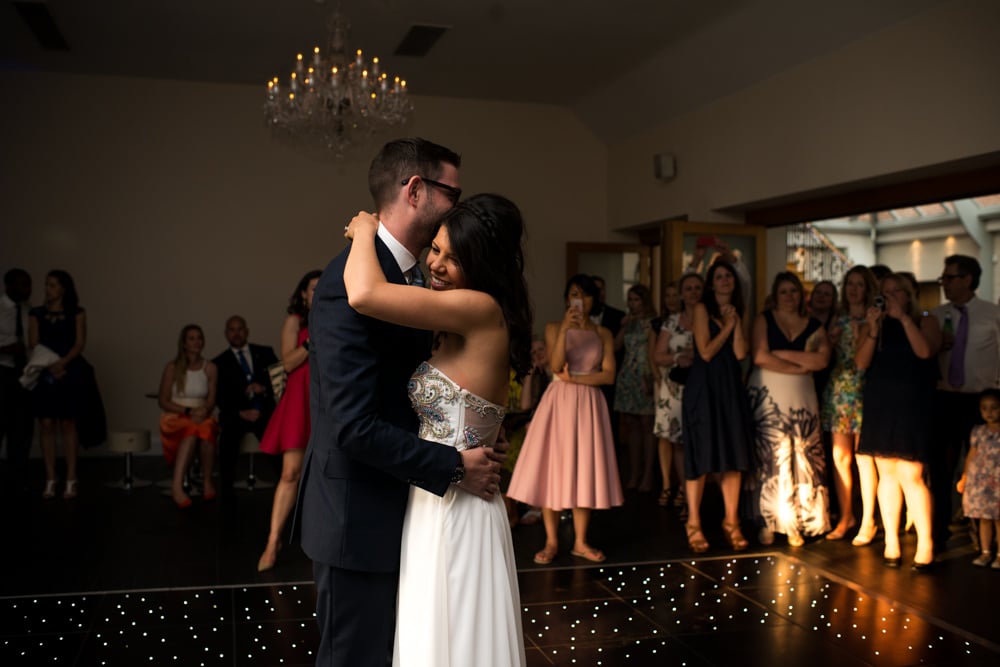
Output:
top-left (29, 270), bottom-right (91, 499)
top-left (682, 260), bottom-right (753, 553)
top-left (856, 273), bottom-right (940, 570)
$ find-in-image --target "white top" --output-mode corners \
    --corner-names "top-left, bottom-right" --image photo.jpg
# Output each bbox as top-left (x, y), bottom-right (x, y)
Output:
top-left (931, 296), bottom-right (1000, 393)
top-left (0, 293), bottom-right (29, 369)
top-left (172, 366), bottom-right (209, 407)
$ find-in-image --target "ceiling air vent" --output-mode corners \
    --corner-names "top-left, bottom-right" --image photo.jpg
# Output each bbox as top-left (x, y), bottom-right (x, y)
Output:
top-left (14, 1), bottom-right (69, 50)
top-left (394, 25), bottom-right (449, 57)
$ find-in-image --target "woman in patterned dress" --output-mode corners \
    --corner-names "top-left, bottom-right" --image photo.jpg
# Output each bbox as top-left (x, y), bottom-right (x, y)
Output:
top-left (615, 284), bottom-right (658, 491)
top-left (747, 272), bottom-right (831, 547)
top-left (821, 266), bottom-right (880, 543)
top-left (652, 273), bottom-right (703, 508)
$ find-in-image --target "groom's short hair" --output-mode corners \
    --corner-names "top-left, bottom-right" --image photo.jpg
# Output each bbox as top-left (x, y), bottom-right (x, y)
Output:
top-left (368, 137), bottom-right (461, 210)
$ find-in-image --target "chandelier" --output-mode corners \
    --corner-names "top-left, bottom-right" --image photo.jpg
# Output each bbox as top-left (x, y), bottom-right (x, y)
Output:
top-left (264, 10), bottom-right (414, 154)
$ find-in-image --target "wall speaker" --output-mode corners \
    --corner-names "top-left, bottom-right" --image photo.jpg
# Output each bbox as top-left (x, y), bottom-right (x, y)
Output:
top-left (653, 153), bottom-right (676, 181)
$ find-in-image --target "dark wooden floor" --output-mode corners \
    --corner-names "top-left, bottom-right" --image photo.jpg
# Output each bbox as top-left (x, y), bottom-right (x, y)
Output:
top-left (1, 456), bottom-right (997, 666)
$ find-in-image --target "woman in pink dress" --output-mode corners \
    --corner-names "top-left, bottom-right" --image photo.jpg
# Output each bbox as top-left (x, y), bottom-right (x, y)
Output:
top-left (257, 269), bottom-right (322, 571)
top-left (508, 274), bottom-right (623, 564)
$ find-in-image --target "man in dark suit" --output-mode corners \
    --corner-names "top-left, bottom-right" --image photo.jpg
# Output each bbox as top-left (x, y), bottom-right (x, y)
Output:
top-left (212, 315), bottom-right (279, 494)
top-left (298, 138), bottom-right (502, 667)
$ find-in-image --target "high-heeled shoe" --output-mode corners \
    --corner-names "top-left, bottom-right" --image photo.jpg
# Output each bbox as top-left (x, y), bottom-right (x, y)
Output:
top-left (42, 480), bottom-right (57, 499)
top-left (883, 556), bottom-right (902, 568)
top-left (721, 520), bottom-right (749, 551)
top-left (63, 480), bottom-right (78, 500)
top-left (911, 560), bottom-right (934, 573)
top-left (851, 523), bottom-right (878, 547)
top-left (685, 523), bottom-right (709, 553)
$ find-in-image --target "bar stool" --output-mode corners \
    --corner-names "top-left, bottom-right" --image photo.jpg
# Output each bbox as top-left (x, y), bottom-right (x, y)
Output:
top-left (106, 429), bottom-right (153, 491)
top-left (233, 432), bottom-right (274, 491)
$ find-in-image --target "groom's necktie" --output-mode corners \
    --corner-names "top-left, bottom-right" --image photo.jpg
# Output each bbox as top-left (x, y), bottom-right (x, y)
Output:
top-left (406, 266), bottom-right (425, 288)
top-left (948, 304), bottom-right (968, 389)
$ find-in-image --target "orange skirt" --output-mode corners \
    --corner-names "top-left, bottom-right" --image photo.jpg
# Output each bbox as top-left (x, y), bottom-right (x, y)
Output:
top-left (159, 413), bottom-right (219, 465)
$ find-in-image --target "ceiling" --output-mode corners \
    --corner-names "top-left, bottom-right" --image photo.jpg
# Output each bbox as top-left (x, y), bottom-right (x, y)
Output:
top-left (1, 0), bottom-right (947, 142)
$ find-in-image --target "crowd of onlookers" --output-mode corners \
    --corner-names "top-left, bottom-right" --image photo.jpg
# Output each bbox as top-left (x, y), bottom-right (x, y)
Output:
top-left (501, 247), bottom-right (1000, 571)
top-left (4, 248), bottom-right (1000, 572)
top-left (0, 267), bottom-right (321, 572)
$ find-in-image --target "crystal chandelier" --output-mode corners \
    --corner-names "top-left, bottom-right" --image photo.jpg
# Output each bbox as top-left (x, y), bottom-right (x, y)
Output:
top-left (264, 10), bottom-right (413, 154)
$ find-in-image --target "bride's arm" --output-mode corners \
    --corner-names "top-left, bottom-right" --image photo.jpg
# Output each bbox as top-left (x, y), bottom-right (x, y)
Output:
top-left (344, 212), bottom-right (499, 335)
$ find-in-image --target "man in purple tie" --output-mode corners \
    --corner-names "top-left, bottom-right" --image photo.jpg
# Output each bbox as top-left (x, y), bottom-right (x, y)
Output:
top-left (930, 255), bottom-right (1000, 549)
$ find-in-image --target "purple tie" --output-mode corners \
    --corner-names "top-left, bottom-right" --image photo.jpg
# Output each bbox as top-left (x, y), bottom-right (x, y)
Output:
top-left (948, 305), bottom-right (967, 389)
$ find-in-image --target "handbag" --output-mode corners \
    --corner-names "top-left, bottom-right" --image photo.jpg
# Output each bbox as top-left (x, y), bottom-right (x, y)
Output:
top-left (668, 364), bottom-right (690, 385)
top-left (268, 361), bottom-right (287, 401)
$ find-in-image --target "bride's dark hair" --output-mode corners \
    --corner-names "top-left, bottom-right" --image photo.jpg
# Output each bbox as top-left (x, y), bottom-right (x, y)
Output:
top-left (441, 194), bottom-right (534, 380)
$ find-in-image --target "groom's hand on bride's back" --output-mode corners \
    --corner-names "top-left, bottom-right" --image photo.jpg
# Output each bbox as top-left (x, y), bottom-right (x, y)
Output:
top-left (458, 448), bottom-right (503, 500)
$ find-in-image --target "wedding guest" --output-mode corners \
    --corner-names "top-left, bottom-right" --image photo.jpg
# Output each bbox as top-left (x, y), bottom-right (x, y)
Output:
top-left (508, 274), bottom-right (623, 564)
top-left (0, 269), bottom-right (33, 496)
top-left (212, 316), bottom-right (279, 495)
top-left (257, 270), bottom-right (321, 571)
top-left (821, 266), bottom-right (880, 543)
top-left (930, 255), bottom-right (1000, 549)
top-left (158, 324), bottom-right (219, 507)
top-left (652, 273), bottom-right (702, 509)
top-left (614, 284), bottom-right (657, 492)
top-left (29, 270), bottom-right (106, 499)
top-left (747, 272), bottom-right (831, 547)
top-left (682, 261), bottom-right (752, 553)
top-left (856, 273), bottom-right (940, 570)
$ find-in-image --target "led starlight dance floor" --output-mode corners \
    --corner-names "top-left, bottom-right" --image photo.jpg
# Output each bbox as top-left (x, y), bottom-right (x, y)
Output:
top-left (2, 457), bottom-right (997, 666)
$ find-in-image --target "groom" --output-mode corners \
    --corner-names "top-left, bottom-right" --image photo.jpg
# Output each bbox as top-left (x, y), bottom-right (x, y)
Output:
top-left (298, 138), bottom-right (504, 667)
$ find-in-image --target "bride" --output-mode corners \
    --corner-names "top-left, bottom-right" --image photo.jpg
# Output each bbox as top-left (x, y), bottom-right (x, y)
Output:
top-left (344, 193), bottom-right (531, 667)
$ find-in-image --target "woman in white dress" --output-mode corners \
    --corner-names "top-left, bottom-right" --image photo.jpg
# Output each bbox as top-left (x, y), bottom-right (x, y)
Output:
top-left (344, 193), bottom-right (531, 667)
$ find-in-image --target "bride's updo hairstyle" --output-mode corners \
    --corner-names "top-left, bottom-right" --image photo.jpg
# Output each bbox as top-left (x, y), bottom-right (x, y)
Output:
top-left (441, 194), bottom-right (534, 380)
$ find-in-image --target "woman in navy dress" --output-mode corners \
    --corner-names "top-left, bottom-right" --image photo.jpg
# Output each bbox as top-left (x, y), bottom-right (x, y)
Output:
top-left (29, 270), bottom-right (96, 499)
top-left (682, 260), bottom-right (753, 553)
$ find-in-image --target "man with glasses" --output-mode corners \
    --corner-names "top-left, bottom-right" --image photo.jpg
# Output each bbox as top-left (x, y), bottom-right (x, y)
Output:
top-left (297, 138), bottom-right (502, 667)
top-left (930, 255), bottom-right (1000, 551)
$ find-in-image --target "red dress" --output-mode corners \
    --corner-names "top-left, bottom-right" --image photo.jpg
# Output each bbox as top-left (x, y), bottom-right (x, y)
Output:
top-left (259, 323), bottom-right (310, 455)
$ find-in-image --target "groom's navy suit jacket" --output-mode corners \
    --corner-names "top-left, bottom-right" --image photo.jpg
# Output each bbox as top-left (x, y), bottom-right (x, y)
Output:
top-left (298, 237), bottom-right (459, 573)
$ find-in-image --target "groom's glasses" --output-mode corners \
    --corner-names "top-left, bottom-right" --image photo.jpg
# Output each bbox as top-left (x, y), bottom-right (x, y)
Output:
top-left (402, 176), bottom-right (462, 205)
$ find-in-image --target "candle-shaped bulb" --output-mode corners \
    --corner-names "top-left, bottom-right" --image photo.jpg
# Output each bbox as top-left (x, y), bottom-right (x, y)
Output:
top-left (313, 46), bottom-right (320, 66)
top-left (296, 53), bottom-right (304, 73)
top-left (356, 49), bottom-right (363, 66)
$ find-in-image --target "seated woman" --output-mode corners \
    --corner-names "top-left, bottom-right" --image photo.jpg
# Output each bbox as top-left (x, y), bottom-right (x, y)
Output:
top-left (158, 324), bottom-right (219, 508)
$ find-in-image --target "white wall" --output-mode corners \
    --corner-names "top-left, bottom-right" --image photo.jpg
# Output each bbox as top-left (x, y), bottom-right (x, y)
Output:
top-left (606, 0), bottom-right (1000, 227)
top-left (0, 71), bottom-right (610, 454)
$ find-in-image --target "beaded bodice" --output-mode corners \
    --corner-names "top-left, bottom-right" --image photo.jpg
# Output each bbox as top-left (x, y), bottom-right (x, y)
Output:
top-left (407, 362), bottom-right (505, 450)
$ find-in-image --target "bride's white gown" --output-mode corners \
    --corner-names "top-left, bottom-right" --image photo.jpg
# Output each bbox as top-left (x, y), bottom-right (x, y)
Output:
top-left (394, 362), bottom-right (526, 667)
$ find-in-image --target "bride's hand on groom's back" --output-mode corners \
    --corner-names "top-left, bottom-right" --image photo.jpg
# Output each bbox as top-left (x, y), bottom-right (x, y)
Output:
top-left (458, 448), bottom-right (503, 500)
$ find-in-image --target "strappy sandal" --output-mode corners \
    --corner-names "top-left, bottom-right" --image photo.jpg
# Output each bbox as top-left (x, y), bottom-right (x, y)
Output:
top-left (685, 523), bottom-right (709, 553)
top-left (62, 480), bottom-right (78, 500)
top-left (721, 520), bottom-right (749, 551)
top-left (658, 489), bottom-right (672, 507)
top-left (42, 479), bottom-right (57, 499)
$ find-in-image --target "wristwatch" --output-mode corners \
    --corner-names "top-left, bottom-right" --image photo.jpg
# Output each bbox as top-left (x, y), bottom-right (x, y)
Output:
top-left (450, 460), bottom-right (466, 484)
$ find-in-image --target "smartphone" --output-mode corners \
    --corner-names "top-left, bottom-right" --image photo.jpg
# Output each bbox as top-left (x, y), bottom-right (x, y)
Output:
top-left (695, 235), bottom-right (716, 248)
top-left (569, 297), bottom-right (583, 311)
top-left (874, 295), bottom-right (885, 311)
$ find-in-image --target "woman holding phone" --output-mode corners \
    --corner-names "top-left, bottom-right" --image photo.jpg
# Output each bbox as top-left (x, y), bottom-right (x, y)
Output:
top-left (508, 274), bottom-right (623, 565)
